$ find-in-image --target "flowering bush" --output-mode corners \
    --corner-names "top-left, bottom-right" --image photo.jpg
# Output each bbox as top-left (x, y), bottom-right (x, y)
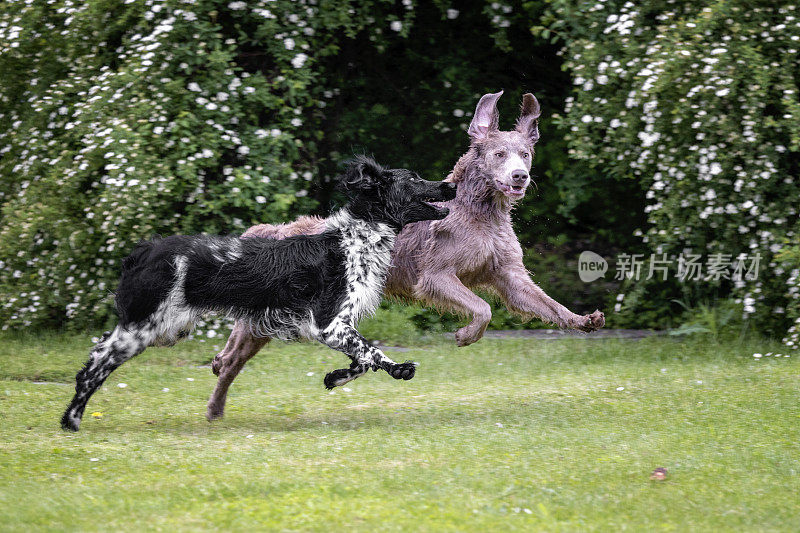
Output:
top-left (0, 0), bottom-right (416, 331)
top-left (541, 0), bottom-right (800, 346)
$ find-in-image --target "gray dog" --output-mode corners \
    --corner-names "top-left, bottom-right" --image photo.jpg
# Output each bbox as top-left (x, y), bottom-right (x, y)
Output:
top-left (206, 90), bottom-right (605, 420)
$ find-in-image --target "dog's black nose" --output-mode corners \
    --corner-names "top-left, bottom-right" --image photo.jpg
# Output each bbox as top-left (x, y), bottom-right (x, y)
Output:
top-left (511, 170), bottom-right (528, 185)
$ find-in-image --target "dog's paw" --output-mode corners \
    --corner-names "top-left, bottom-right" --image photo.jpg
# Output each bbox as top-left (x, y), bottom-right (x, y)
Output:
top-left (578, 310), bottom-right (605, 332)
top-left (388, 361), bottom-right (416, 381)
top-left (210, 353), bottom-right (225, 376)
top-left (60, 411), bottom-right (81, 432)
top-left (455, 326), bottom-right (483, 347)
top-left (324, 368), bottom-right (351, 390)
top-left (206, 404), bottom-right (225, 422)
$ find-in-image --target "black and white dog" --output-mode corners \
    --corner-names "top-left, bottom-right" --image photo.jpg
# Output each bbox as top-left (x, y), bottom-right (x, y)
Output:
top-left (61, 157), bottom-right (457, 431)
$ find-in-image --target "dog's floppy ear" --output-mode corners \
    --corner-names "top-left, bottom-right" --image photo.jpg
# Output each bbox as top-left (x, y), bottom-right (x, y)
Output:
top-left (516, 93), bottom-right (541, 145)
top-left (338, 155), bottom-right (385, 194)
top-left (468, 90), bottom-right (503, 141)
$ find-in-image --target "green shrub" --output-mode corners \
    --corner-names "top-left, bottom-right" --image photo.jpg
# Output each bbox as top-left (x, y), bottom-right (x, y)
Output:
top-left (0, 0), bottom-right (412, 331)
top-left (2, 1), bottom-right (613, 336)
top-left (540, 0), bottom-right (800, 348)
top-left (357, 302), bottom-right (424, 346)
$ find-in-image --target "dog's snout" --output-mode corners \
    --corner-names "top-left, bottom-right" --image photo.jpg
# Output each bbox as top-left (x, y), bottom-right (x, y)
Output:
top-left (511, 170), bottom-right (528, 185)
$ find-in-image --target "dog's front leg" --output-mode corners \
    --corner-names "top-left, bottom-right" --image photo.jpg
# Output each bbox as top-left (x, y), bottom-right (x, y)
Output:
top-left (318, 321), bottom-right (416, 389)
top-left (414, 272), bottom-right (492, 347)
top-left (492, 266), bottom-right (605, 331)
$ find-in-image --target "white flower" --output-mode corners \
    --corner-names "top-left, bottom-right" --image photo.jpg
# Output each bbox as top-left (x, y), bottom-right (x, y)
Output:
top-left (638, 131), bottom-right (660, 147)
top-left (390, 21), bottom-right (403, 32)
top-left (188, 82), bottom-right (201, 92)
top-left (255, 195), bottom-right (266, 204)
top-left (291, 118), bottom-right (302, 127)
top-left (446, 9), bottom-right (459, 19)
top-left (291, 53), bottom-right (308, 69)
top-left (117, 383), bottom-right (127, 388)
top-left (229, 1), bottom-right (246, 10)
top-left (238, 145), bottom-right (250, 155)
top-left (284, 38), bottom-right (295, 50)
top-left (453, 109), bottom-right (464, 117)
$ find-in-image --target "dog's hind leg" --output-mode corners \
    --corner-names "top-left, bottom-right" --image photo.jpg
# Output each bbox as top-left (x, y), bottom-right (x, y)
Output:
top-left (207, 322), bottom-right (271, 421)
top-left (61, 326), bottom-right (150, 431)
top-left (318, 321), bottom-right (416, 389)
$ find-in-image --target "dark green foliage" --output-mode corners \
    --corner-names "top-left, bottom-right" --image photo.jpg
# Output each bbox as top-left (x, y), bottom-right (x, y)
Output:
top-left (1, 1), bottom-right (631, 334)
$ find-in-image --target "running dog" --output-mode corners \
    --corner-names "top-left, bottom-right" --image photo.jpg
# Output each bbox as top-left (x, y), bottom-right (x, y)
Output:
top-left (61, 157), bottom-right (457, 431)
top-left (205, 91), bottom-right (605, 421)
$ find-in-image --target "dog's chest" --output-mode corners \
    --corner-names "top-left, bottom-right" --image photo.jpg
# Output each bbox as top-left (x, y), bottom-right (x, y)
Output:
top-left (337, 222), bottom-right (395, 323)
top-left (437, 216), bottom-right (520, 281)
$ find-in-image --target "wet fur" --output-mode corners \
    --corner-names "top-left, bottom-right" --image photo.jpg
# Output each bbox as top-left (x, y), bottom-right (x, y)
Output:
top-left (60, 158), bottom-right (457, 431)
top-left (206, 91), bottom-right (605, 421)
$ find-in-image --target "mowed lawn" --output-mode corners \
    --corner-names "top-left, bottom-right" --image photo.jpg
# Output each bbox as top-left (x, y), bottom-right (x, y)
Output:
top-left (0, 328), bottom-right (798, 531)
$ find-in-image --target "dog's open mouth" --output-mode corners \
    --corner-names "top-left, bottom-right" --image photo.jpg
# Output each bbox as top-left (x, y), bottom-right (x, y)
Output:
top-left (422, 199), bottom-right (450, 216)
top-left (495, 181), bottom-right (526, 198)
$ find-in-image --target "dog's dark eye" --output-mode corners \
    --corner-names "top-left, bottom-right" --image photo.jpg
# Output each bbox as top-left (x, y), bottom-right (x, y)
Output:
top-left (495, 151), bottom-right (505, 158)
top-left (521, 152), bottom-right (529, 159)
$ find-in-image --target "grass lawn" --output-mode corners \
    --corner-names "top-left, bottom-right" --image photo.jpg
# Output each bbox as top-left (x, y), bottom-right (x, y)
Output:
top-left (0, 328), bottom-right (798, 531)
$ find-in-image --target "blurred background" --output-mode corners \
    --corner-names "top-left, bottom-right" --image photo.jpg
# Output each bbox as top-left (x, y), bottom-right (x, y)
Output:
top-left (0, 0), bottom-right (797, 349)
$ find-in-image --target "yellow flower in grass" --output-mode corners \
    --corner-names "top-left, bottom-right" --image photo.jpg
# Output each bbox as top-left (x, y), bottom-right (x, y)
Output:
top-left (91, 412), bottom-right (103, 419)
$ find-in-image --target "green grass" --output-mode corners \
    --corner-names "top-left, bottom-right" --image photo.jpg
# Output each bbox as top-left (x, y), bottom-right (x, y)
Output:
top-left (0, 330), bottom-right (798, 531)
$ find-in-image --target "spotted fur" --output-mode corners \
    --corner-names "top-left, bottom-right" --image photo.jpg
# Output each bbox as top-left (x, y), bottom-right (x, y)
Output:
top-left (61, 157), bottom-right (457, 431)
